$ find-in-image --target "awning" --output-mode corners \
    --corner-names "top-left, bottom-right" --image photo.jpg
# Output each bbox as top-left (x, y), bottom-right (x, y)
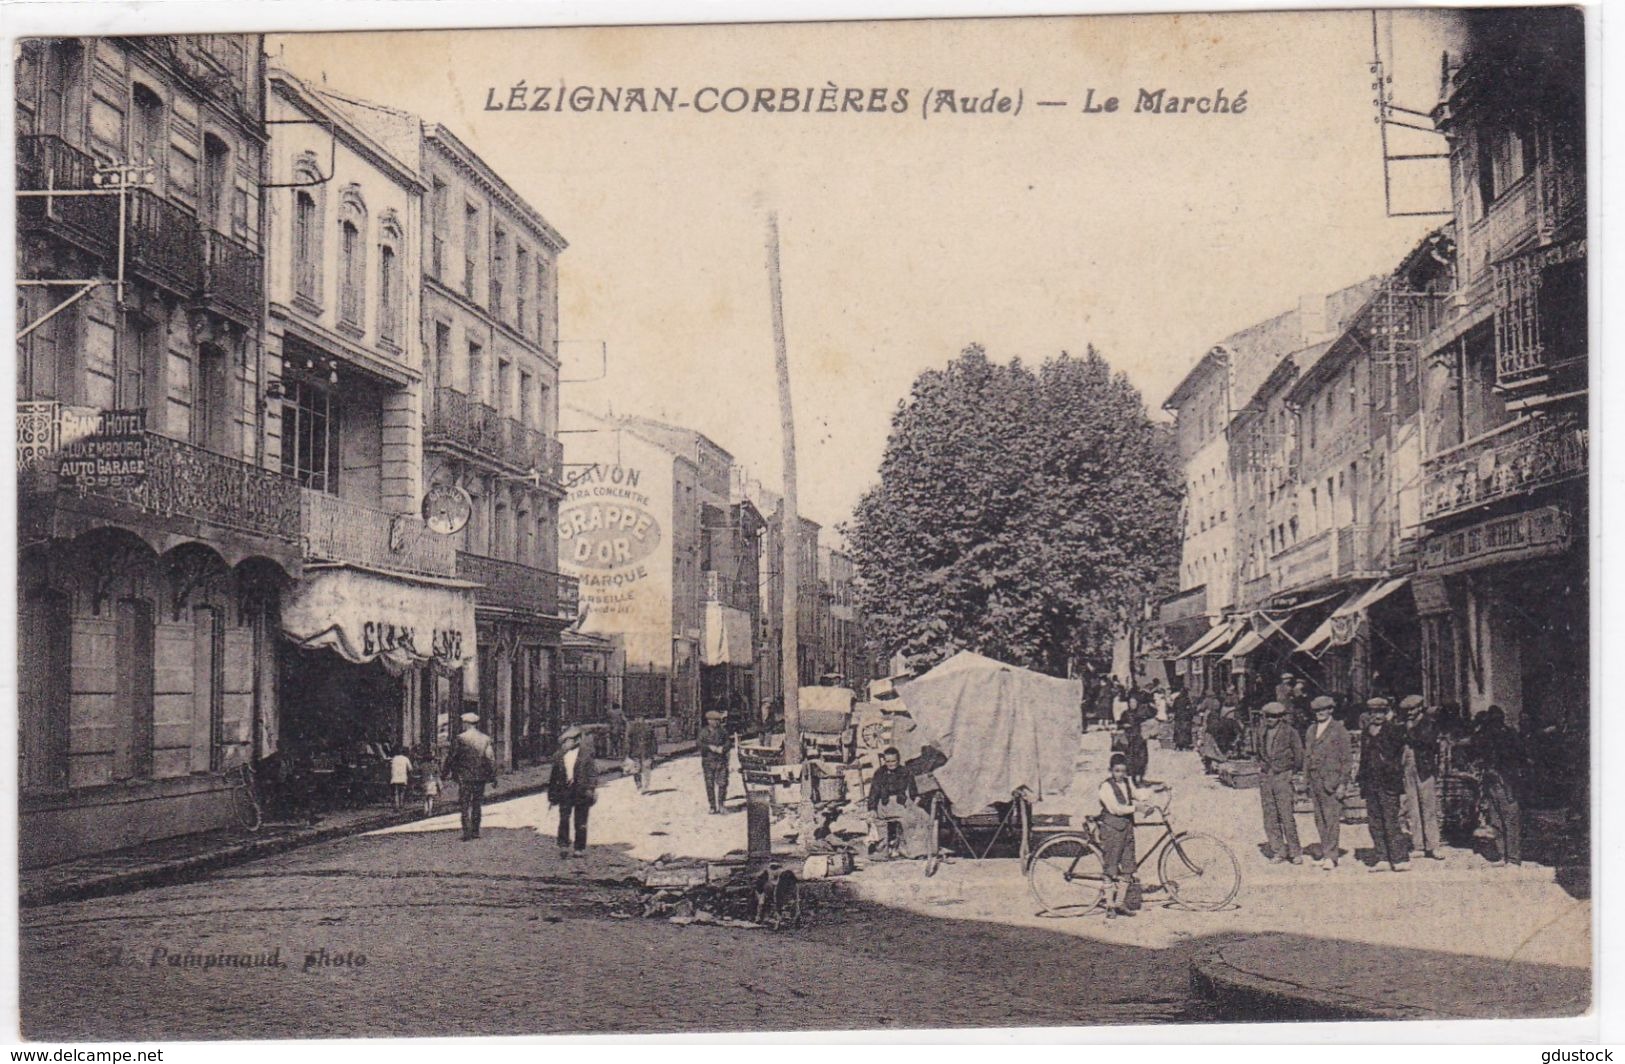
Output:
top-left (282, 565), bottom-right (478, 670)
top-left (1222, 627), bottom-right (1264, 661)
top-left (701, 602), bottom-right (753, 666)
top-left (1176, 620), bottom-right (1235, 659)
top-left (1297, 577), bottom-right (1412, 656)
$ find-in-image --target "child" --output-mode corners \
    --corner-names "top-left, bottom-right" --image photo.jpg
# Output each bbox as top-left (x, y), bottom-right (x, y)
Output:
top-left (390, 746), bottom-right (412, 811)
top-left (420, 757), bottom-right (441, 816)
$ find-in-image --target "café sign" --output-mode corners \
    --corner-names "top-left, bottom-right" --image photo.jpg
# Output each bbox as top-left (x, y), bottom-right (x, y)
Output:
top-left (1419, 505), bottom-right (1572, 575)
top-left (282, 567), bottom-right (477, 669)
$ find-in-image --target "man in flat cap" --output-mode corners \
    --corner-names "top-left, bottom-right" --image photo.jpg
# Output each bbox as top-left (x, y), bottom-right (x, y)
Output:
top-left (1303, 695), bottom-right (1352, 869)
top-left (443, 711), bottom-right (497, 841)
top-left (700, 710), bottom-right (733, 814)
top-left (1254, 700), bottom-right (1305, 865)
top-left (1400, 695), bottom-right (1444, 860)
top-left (548, 725), bottom-right (598, 857)
top-left (1357, 698), bottom-right (1410, 871)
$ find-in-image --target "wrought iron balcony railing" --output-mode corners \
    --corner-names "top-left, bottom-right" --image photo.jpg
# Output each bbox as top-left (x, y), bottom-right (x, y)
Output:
top-left (127, 187), bottom-right (203, 296)
top-left (302, 489), bottom-right (456, 578)
top-left (1271, 524), bottom-right (1379, 594)
top-left (16, 135), bottom-right (117, 257)
top-left (426, 387), bottom-right (564, 483)
top-left (19, 408), bottom-right (302, 548)
top-left (199, 227), bottom-right (262, 328)
top-left (1422, 413), bottom-right (1588, 523)
top-left (456, 551), bottom-right (578, 620)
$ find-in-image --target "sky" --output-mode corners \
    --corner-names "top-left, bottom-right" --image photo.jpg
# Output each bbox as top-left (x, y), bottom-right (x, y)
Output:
top-left (270, 10), bottom-right (1465, 532)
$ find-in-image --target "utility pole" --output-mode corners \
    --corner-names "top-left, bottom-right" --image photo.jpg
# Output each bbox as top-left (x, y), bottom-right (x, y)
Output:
top-left (765, 213), bottom-right (801, 771)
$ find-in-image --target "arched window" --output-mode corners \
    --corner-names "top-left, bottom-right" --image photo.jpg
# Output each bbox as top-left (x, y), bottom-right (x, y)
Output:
top-left (377, 210), bottom-right (403, 347)
top-left (130, 83), bottom-right (165, 183)
top-left (202, 133), bottom-right (231, 233)
top-left (337, 187), bottom-right (367, 330)
top-left (290, 154), bottom-right (325, 305)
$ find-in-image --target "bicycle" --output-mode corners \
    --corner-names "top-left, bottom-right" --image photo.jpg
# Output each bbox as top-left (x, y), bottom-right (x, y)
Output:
top-left (1027, 789), bottom-right (1240, 916)
top-left (229, 761), bottom-right (263, 834)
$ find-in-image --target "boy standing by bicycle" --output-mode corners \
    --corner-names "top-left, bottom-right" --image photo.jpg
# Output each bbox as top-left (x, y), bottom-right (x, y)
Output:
top-left (1098, 753), bottom-right (1156, 918)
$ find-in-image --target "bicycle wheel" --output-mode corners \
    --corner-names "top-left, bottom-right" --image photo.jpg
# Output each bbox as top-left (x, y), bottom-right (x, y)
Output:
top-left (232, 778), bottom-right (262, 833)
top-left (1028, 834), bottom-right (1107, 917)
top-left (1159, 831), bottom-right (1240, 911)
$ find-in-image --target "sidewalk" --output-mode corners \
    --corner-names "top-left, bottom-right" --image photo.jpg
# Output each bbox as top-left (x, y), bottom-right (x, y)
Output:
top-left (1190, 932), bottom-right (1592, 1021)
top-left (20, 739), bottom-right (694, 908)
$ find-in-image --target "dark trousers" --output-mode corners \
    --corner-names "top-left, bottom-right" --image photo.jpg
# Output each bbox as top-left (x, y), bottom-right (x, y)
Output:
top-left (703, 761), bottom-right (728, 811)
top-left (1309, 783), bottom-right (1343, 860)
top-left (1364, 787), bottom-right (1408, 866)
top-left (459, 781), bottom-right (486, 839)
top-left (557, 800), bottom-right (589, 851)
top-left (1097, 817), bottom-right (1137, 879)
top-left (1483, 776), bottom-right (1522, 863)
top-left (1258, 771), bottom-right (1302, 860)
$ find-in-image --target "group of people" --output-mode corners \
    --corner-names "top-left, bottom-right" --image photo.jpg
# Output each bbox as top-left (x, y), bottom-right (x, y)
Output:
top-left (1247, 678), bottom-right (1532, 872)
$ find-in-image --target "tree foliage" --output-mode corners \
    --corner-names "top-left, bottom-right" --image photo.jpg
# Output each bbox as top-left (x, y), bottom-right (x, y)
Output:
top-left (847, 344), bottom-right (1180, 676)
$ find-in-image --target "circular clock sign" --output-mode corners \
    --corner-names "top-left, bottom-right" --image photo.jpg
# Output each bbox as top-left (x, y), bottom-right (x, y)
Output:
top-left (422, 483), bottom-right (474, 536)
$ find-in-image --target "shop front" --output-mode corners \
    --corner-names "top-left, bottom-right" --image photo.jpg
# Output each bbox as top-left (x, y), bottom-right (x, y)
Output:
top-left (277, 564), bottom-right (477, 812)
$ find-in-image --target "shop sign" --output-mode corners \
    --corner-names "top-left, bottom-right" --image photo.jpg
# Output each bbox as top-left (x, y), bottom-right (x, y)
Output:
top-left (55, 409), bottom-right (149, 489)
top-left (1411, 575), bottom-right (1450, 615)
top-left (1419, 505), bottom-right (1571, 575)
top-left (283, 567), bottom-right (477, 669)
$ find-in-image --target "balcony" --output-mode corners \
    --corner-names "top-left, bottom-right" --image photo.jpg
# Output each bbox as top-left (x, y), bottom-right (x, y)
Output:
top-left (301, 490), bottom-right (456, 578)
top-left (426, 387), bottom-right (564, 483)
top-left (1272, 524), bottom-right (1378, 594)
top-left (198, 228), bottom-right (262, 328)
top-left (16, 135), bottom-right (117, 258)
top-left (19, 405), bottom-right (302, 562)
top-left (455, 551), bottom-right (578, 621)
top-left (1422, 413), bottom-right (1587, 523)
top-left (127, 188), bottom-right (203, 297)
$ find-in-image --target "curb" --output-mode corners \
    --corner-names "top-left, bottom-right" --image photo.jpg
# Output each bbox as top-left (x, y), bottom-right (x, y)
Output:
top-left (1189, 943), bottom-right (1434, 1022)
top-left (24, 745), bottom-right (731, 909)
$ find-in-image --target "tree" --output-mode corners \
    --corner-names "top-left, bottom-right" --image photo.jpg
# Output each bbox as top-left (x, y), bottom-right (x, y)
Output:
top-left (847, 344), bottom-right (1180, 676)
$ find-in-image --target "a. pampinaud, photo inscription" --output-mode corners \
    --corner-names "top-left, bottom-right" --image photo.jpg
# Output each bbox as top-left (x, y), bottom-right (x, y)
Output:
top-left (12, 6), bottom-right (1590, 1039)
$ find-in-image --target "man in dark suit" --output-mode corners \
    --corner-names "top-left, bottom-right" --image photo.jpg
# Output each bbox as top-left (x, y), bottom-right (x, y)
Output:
top-left (548, 726), bottom-right (598, 857)
top-left (1255, 701), bottom-right (1305, 864)
top-left (443, 712), bottom-right (497, 841)
top-left (1303, 695), bottom-right (1352, 869)
top-left (1358, 698), bottom-right (1411, 872)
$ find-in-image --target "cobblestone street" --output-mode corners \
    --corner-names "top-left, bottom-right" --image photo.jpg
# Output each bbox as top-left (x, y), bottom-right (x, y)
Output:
top-left (19, 732), bottom-right (1589, 1038)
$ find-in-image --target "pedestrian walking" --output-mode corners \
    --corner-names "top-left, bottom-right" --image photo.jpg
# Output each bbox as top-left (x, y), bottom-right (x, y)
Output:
top-left (1303, 695), bottom-right (1352, 869)
top-left (1170, 685), bottom-right (1194, 750)
top-left (1399, 694), bottom-right (1444, 861)
top-left (1112, 708), bottom-right (1150, 786)
top-left (1358, 698), bottom-right (1410, 872)
top-left (626, 713), bottom-right (657, 793)
top-left (443, 712), bottom-right (497, 841)
top-left (1254, 701), bottom-right (1304, 864)
top-left (607, 701), bottom-right (627, 760)
top-left (548, 725), bottom-right (597, 857)
top-left (1111, 681), bottom-right (1129, 724)
top-left (389, 745), bottom-right (412, 811)
top-left (700, 710), bottom-right (732, 814)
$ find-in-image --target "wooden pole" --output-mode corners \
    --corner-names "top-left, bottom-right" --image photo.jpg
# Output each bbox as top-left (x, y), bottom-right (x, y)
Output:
top-left (766, 213), bottom-right (801, 769)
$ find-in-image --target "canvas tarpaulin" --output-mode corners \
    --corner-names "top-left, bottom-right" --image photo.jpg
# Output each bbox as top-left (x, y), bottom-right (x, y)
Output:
top-left (701, 602), bottom-right (753, 666)
top-left (898, 651), bottom-right (1082, 814)
top-left (281, 565), bottom-right (478, 671)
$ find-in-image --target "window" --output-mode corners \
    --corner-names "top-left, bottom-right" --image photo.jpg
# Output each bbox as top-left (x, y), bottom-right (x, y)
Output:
top-left (293, 191), bottom-right (319, 302)
top-left (280, 378), bottom-right (337, 492)
top-left (463, 201), bottom-right (480, 299)
top-left (519, 370), bottom-right (534, 427)
top-left (430, 178), bottom-right (448, 280)
top-left (378, 244), bottom-right (399, 344)
top-left (202, 134), bottom-right (231, 232)
top-left (1476, 123), bottom-right (1536, 214)
top-left (39, 41), bottom-right (84, 139)
top-left (1289, 516), bottom-right (1299, 542)
top-left (19, 291), bottom-right (72, 402)
top-left (467, 339), bottom-right (484, 402)
top-left (497, 358), bottom-right (513, 417)
top-left (113, 598), bottom-right (156, 782)
top-left (434, 322), bottom-right (451, 389)
top-left (492, 226), bottom-right (507, 319)
top-left (516, 246), bottom-right (530, 332)
top-left (130, 83), bottom-right (165, 181)
top-left (535, 259), bottom-right (548, 345)
top-left (338, 220), bottom-right (364, 328)
top-left (192, 343), bottom-right (229, 453)
top-left (1308, 403), bottom-right (1318, 449)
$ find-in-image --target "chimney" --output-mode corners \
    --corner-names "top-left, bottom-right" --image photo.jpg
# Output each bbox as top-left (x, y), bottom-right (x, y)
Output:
top-left (1298, 293), bottom-right (1329, 345)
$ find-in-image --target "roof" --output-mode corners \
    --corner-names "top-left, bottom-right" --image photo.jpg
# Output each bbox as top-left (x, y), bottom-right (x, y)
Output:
top-left (266, 65), bottom-right (426, 192)
top-left (422, 123), bottom-right (567, 253)
top-left (1162, 347), bottom-right (1227, 411)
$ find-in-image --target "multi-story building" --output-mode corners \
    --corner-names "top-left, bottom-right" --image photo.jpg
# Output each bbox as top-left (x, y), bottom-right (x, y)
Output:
top-left (1414, 9), bottom-right (1586, 809)
top-left (736, 475), bottom-right (824, 705)
top-left (817, 542), bottom-right (870, 691)
top-left (16, 34), bottom-right (282, 865)
top-left (263, 66), bottom-right (484, 783)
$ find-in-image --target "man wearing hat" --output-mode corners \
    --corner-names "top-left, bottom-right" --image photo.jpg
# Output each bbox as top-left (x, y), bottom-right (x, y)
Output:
top-left (548, 725), bottom-right (597, 857)
top-left (443, 712), bottom-right (497, 841)
top-left (1357, 698), bottom-right (1410, 872)
top-left (1399, 695), bottom-right (1444, 860)
top-left (699, 710), bottom-right (733, 815)
top-left (1254, 701), bottom-right (1305, 865)
top-left (1303, 695), bottom-right (1352, 869)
